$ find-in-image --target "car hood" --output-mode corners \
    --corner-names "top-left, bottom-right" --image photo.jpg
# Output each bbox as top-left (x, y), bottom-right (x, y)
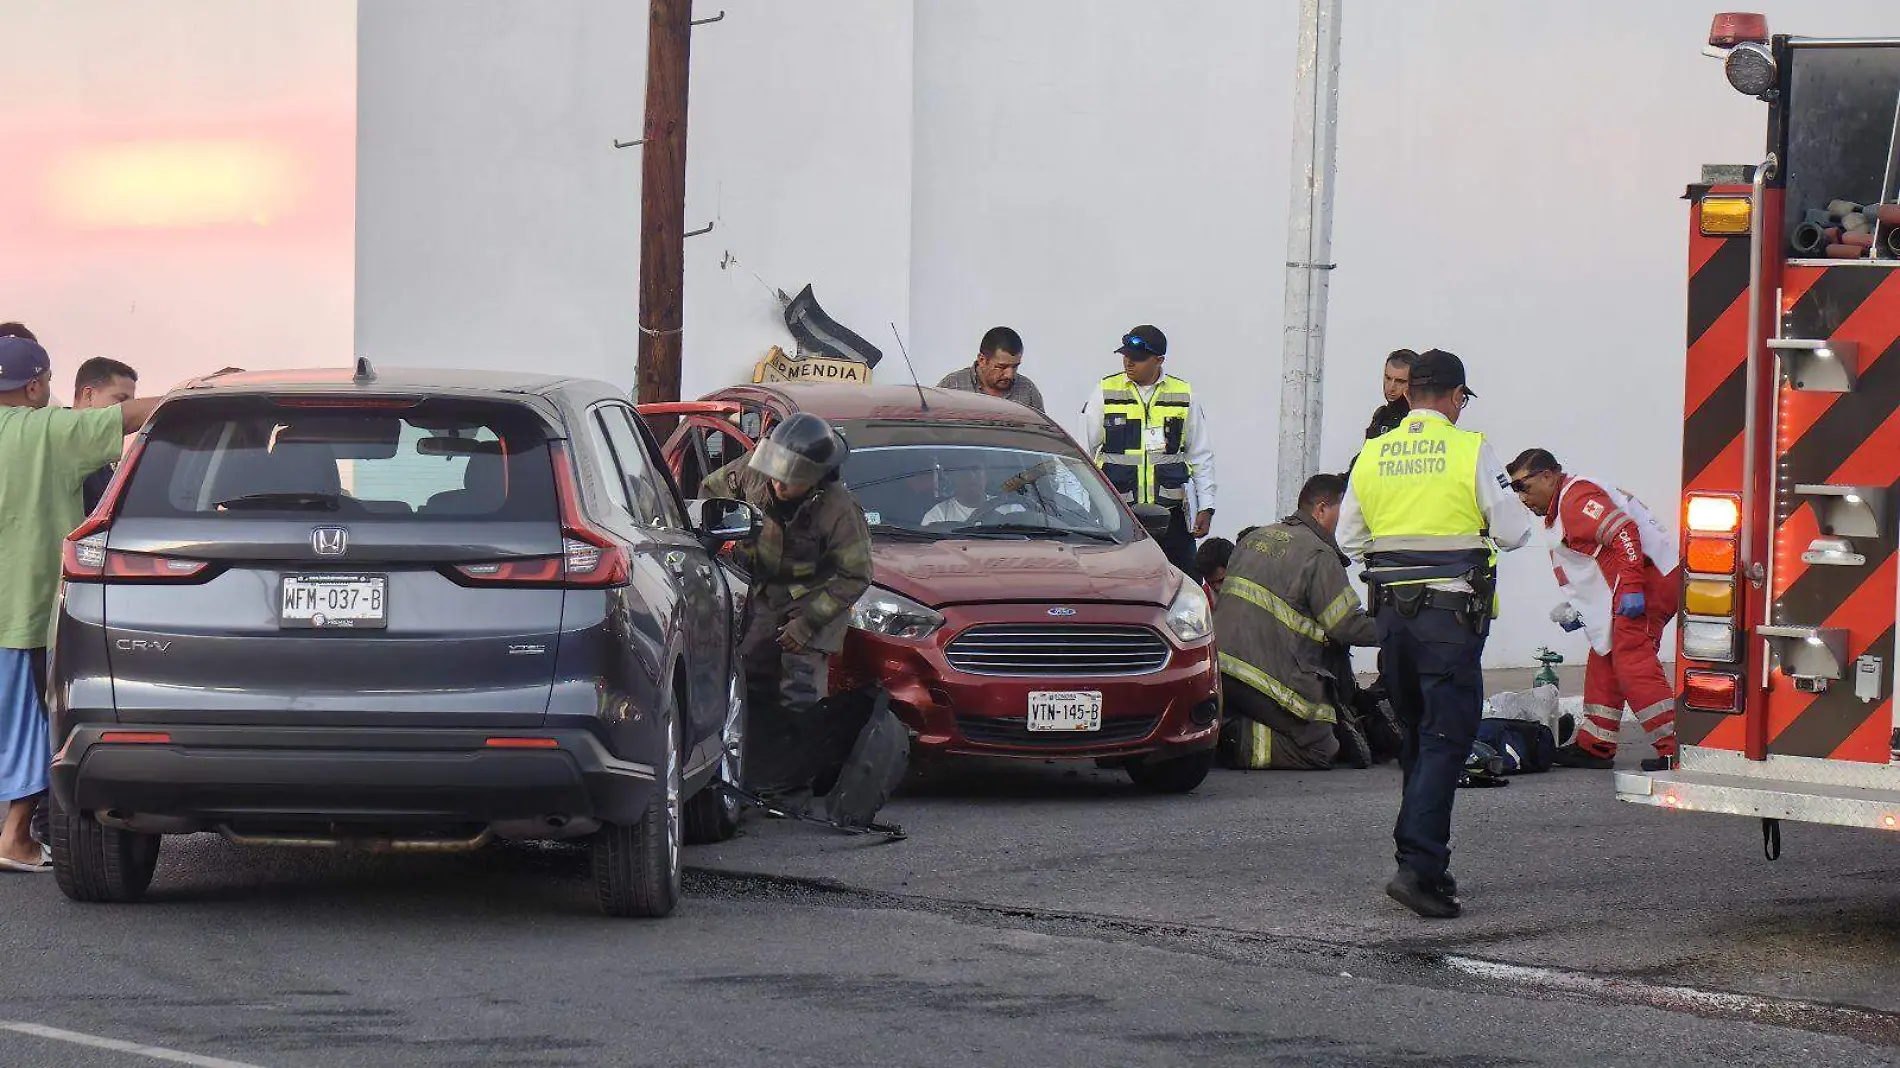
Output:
top-left (870, 536), bottom-right (1180, 608)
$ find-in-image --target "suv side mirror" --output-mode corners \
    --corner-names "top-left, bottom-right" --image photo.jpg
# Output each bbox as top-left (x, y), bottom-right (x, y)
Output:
top-left (1131, 503), bottom-right (1173, 537)
top-left (690, 497), bottom-right (762, 545)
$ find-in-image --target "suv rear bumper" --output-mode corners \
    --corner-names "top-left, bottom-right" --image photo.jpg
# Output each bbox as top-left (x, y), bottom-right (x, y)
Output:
top-left (50, 725), bottom-right (656, 836)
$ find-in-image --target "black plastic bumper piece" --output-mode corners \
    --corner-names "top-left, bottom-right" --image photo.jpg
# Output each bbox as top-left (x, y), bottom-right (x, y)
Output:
top-left (51, 725), bottom-right (656, 830)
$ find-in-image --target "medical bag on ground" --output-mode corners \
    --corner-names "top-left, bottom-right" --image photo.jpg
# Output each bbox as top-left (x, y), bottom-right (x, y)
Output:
top-left (1475, 717), bottom-right (1557, 774)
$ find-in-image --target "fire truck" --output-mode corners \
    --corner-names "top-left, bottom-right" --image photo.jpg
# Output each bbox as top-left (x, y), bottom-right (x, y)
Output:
top-left (1616, 14), bottom-right (1900, 847)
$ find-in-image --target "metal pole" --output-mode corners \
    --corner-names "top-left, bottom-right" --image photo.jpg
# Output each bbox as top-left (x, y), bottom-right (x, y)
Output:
top-left (636, 0), bottom-right (693, 406)
top-left (1275, 0), bottom-right (1343, 517)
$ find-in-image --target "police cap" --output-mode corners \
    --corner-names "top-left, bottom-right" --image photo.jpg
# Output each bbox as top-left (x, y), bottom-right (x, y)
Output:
top-left (1409, 348), bottom-right (1476, 398)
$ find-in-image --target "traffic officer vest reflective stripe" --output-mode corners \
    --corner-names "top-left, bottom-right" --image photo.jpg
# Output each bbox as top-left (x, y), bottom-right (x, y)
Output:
top-left (1097, 373), bottom-right (1194, 507)
top-left (1351, 415), bottom-right (1486, 557)
top-left (1218, 652), bottom-right (1335, 723)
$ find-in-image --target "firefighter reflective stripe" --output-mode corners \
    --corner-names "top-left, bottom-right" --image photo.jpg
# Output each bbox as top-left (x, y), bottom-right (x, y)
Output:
top-left (1351, 417), bottom-right (1485, 545)
top-left (1098, 372), bottom-right (1195, 506)
top-left (1218, 652), bottom-right (1335, 723)
top-left (1223, 576), bottom-right (1326, 643)
top-left (1317, 587), bottom-right (1362, 631)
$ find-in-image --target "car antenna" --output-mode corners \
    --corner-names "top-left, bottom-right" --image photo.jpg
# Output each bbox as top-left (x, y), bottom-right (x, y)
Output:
top-left (353, 354), bottom-right (376, 384)
top-left (889, 322), bottom-right (928, 412)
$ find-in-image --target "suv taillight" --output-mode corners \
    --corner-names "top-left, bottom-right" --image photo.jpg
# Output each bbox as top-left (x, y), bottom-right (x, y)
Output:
top-left (61, 437), bottom-right (211, 584)
top-left (449, 444), bottom-right (628, 589)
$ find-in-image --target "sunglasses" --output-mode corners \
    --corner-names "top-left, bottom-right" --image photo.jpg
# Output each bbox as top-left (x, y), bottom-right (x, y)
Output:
top-left (1122, 335), bottom-right (1159, 359)
top-left (1508, 470), bottom-right (1554, 493)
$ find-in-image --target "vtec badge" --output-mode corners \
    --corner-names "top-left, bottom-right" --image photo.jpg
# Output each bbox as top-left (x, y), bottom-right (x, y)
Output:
top-left (1047, 607), bottom-right (1078, 617)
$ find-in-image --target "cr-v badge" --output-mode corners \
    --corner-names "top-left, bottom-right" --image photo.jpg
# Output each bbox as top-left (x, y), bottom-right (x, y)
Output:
top-left (311, 527), bottom-right (348, 556)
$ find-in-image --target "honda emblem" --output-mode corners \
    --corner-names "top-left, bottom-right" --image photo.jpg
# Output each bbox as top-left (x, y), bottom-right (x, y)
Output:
top-left (311, 527), bottom-right (348, 557)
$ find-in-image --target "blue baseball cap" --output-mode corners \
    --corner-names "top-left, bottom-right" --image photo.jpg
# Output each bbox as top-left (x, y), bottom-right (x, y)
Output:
top-left (0, 336), bottom-right (50, 392)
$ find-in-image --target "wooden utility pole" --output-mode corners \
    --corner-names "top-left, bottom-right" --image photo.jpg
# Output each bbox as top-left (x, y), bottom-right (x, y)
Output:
top-left (636, 0), bottom-right (693, 405)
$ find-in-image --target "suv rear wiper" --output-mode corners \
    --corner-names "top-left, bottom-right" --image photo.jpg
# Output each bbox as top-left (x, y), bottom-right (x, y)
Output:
top-left (215, 492), bottom-right (342, 511)
top-left (868, 523), bottom-right (944, 541)
top-left (950, 522), bottom-right (1117, 544)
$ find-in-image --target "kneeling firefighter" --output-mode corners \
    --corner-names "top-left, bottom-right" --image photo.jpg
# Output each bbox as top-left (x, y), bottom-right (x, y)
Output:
top-left (702, 413), bottom-right (875, 812)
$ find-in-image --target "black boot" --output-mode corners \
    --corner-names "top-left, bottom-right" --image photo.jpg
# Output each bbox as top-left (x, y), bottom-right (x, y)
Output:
top-left (1386, 867), bottom-right (1461, 919)
top-left (1552, 743), bottom-right (1614, 770)
top-left (1332, 713), bottom-right (1373, 770)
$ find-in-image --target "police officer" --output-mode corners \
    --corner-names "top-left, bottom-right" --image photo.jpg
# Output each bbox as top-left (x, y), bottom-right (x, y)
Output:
top-left (1080, 325), bottom-right (1217, 578)
top-left (1336, 349), bottom-right (1533, 918)
top-left (702, 413), bottom-right (873, 810)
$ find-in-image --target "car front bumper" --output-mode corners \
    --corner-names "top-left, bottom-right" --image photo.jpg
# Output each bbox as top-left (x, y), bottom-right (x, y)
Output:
top-left (834, 605), bottom-right (1221, 762)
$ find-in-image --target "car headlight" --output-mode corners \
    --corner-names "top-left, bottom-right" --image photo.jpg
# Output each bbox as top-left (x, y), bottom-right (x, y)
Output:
top-left (850, 586), bottom-right (945, 640)
top-left (1166, 578), bottom-right (1212, 643)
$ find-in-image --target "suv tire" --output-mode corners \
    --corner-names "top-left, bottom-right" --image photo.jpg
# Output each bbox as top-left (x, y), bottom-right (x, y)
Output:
top-left (684, 674), bottom-right (746, 845)
top-left (49, 790), bottom-right (160, 904)
top-left (1125, 749), bottom-right (1214, 794)
top-left (592, 705), bottom-right (684, 918)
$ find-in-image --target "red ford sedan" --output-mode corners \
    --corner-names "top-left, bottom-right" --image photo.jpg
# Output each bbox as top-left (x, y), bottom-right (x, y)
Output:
top-left (643, 384), bottom-right (1219, 793)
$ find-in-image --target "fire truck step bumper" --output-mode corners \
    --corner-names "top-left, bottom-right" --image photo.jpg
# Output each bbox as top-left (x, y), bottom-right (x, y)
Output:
top-left (1617, 745), bottom-right (1900, 831)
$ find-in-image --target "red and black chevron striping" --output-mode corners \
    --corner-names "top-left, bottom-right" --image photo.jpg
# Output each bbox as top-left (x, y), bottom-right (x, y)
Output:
top-left (1763, 265), bottom-right (1900, 761)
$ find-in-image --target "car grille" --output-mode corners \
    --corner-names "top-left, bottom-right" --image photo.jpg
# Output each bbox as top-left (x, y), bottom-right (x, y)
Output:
top-left (943, 624), bottom-right (1171, 677)
top-left (955, 714), bottom-right (1161, 748)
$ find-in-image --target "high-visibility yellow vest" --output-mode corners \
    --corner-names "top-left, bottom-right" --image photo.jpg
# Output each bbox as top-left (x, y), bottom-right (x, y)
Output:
top-left (1349, 414), bottom-right (1489, 556)
top-left (1096, 372), bottom-right (1194, 507)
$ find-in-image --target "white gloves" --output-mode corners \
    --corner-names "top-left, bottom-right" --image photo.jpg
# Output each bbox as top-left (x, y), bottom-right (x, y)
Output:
top-left (1549, 603), bottom-right (1583, 627)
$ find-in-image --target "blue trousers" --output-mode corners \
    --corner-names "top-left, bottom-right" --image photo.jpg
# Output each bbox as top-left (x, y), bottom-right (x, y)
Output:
top-left (1375, 603), bottom-right (1486, 883)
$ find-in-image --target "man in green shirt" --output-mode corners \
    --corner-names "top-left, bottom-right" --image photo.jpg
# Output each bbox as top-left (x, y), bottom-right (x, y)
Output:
top-left (0, 336), bottom-right (167, 871)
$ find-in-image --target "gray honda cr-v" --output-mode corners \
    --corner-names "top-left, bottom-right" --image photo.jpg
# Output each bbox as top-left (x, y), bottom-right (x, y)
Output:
top-left (46, 362), bottom-right (757, 918)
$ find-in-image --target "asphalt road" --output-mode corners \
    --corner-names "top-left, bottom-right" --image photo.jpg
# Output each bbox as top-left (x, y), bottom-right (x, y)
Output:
top-left (4, 671), bottom-right (1900, 1066)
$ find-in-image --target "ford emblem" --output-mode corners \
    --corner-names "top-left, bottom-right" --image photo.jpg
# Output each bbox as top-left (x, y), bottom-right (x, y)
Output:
top-left (1047, 607), bottom-right (1078, 617)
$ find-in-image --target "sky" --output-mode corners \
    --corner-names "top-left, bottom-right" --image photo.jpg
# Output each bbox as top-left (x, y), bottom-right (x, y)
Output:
top-left (0, 0), bottom-right (356, 399)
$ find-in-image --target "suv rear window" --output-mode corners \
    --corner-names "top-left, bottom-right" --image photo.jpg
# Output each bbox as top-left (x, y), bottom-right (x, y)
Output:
top-left (119, 397), bottom-right (558, 522)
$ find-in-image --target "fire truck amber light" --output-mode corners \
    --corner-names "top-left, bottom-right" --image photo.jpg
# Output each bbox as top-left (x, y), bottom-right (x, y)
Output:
top-left (99, 732), bottom-right (171, 744)
top-left (1700, 196), bottom-right (1753, 235)
top-left (1683, 579), bottom-right (1735, 617)
top-left (1686, 495), bottom-right (1741, 535)
top-left (1683, 671), bottom-right (1740, 713)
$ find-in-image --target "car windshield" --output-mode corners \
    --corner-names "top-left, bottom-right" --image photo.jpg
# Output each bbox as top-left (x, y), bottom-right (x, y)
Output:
top-left (841, 444), bottom-right (1134, 543)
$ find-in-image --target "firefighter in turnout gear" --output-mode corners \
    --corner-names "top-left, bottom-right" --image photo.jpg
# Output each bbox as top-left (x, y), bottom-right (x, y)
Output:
top-left (1214, 474), bottom-right (1379, 769)
top-left (1338, 349), bottom-right (1534, 919)
top-left (702, 413), bottom-right (874, 809)
top-left (1079, 325), bottom-right (1216, 579)
top-left (1507, 450), bottom-right (1680, 773)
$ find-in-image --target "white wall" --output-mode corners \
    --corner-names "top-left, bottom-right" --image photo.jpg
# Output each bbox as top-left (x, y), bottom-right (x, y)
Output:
top-left (355, 0), bottom-right (1900, 664)
top-left (682, 0), bottom-right (915, 399)
top-left (356, 0), bottom-right (912, 396)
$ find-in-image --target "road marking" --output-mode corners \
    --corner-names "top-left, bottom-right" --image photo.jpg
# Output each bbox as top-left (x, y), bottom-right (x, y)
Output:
top-left (0, 1022), bottom-right (269, 1068)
